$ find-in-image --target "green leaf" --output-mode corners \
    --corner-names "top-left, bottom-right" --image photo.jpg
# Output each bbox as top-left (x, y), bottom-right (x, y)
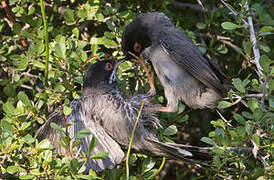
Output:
top-left (7, 165), bottom-right (18, 174)
top-left (177, 103), bottom-right (185, 114)
top-left (75, 129), bottom-right (91, 139)
top-left (50, 122), bottom-right (64, 133)
top-left (269, 96), bottom-right (274, 110)
top-left (221, 22), bottom-right (239, 30)
top-left (72, 27), bottom-right (79, 39)
top-left (19, 175), bottom-right (35, 180)
top-left (17, 55), bottom-right (28, 70)
top-left (217, 101), bottom-right (232, 109)
top-left (233, 113), bottom-right (246, 125)
top-left (141, 158), bottom-right (156, 175)
top-left (33, 60), bottom-right (45, 69)
top-left (232, 78), bottom-right (245, 93)
top-left (70, 158), bottom-right (79, 174)
top-left (88, 136), bottom-right (97, 154)
top-left (55, 42), bottom-right (66, 59)
top-left (259, 26), bottom-right (274, 32)
top-left (90, 37), bottom-right (117, 48)
top-left (3, 101), bottom-right (15, 116)
top-left (63, 105), bottom-right (72, 116)
top-left (37, 139), bottom-right (51, 149)
top-left (72, 140), bottom-right (82, 149)
top-left (196, 22), bottom-right (206, 30)
top-left (212, 146), bottom-right (224, 154)
top-left (16, 100), bottom-right (24, 113)
top-left (77, 9), bottom-right (87, 19)
top-left (252, 134), bottom-right (260, 146)
top-left (248, 98), bottom-right (259, 112)
top-left (201, 137), bottom-right (215, 145)
top-left (64, 8), bottom-right (75, 25)
top-left (20, 122), bottom-right (31, 131)
top-left (211, 119), bottom-right (226, 129)
top-left (175, 114), bottom-right (189, 123)
top-left (245, 123), bottom-right (254, 136)
top-left (243, 41), bottom-right (251, 56)
top-left (270, 78), bottom-right (274, 93)
top-left (242, 111), bottom-right (253, 119)
top-left (163, 125), bottom-right (177, 136)
top-left (91, 152), bottom-right (109, 159)
top-left (18, 91), bottom-right (32, 108)
top-left (259, 43), bottom-right (270, 53)
top-left (43, 149), bottom-right (52, 162)
top-left (77, 175), bottom-right (95, 180)
top-left (28, 42), bottom-right (44, 56)
top-left (259, 55), bottom-right (271, 74)
top-left (23, 134), bottom-right (35, 144)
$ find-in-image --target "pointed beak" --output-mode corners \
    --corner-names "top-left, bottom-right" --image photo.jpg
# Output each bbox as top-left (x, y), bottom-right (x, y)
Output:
top-left (109, 59), bottom-right (125, 84)
top-left (114, 58), bottom-right (126, 70)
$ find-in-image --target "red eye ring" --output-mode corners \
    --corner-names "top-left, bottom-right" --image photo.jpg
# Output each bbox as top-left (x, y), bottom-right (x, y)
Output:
top-left (133, 42), bottom-right (142, 53)
top-left (105, 62), bottom-right (113, 71)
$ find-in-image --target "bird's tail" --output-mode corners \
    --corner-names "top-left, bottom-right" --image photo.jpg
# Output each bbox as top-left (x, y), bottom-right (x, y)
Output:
top-left (146, 138), bottom-right (192, 159)
top-left (146, 138), bottom-right (212, 161)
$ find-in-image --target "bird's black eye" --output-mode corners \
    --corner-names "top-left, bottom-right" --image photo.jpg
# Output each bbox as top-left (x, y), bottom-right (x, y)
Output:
top-left (133, 42), bottom-right (142, 53)
top-left (105, 62), bottom-right (113, 71)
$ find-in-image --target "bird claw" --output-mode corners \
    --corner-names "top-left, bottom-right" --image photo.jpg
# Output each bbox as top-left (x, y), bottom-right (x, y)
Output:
top-left (147, 88), bottom-right (156, 97)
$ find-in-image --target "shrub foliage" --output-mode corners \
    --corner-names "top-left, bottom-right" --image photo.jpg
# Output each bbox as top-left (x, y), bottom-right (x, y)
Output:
top-left (0, 0), bottom-right (273, 179)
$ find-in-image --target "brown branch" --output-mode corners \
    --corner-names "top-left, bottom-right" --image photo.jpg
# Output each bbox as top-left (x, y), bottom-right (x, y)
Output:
top-left (1, 1), bottom-right (15, 25)
top-left (1, 1), bottom-right (28, 48)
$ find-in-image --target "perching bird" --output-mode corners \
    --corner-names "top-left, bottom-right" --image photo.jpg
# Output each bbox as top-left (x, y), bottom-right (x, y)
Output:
top-left (36, 59), bottom-right (192, 172)
top-left (122, 12), bottom-right (229, 112)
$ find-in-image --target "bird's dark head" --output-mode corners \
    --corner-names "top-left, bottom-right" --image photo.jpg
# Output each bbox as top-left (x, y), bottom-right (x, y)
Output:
top-left (122, 12), bottom-right (172, 60)
top-left (122, 15), bottom-right (151, 59)
top-left (83, 59), bottom-right (124, 95)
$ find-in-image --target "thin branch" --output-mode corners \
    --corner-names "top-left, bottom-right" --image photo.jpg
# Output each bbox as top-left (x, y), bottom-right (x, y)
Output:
top-left (244, 93), bottom-right (264, 98)
top-left (244, 1), bottom-right (264, 77)
top-left (216, 109), bottom-right (233, 127)
top-left (1, 1), bottom-right (15, 26)
top-left (196, 0), bottom-right (206, 12)
top-left (168, 159), bottom-right (252, 175)
top-left (21, 72), bottom-right (39, 79)
top-left (220, 0), bottom-right (248, 25)
top-left (206, 33), bottom-right (246, 59)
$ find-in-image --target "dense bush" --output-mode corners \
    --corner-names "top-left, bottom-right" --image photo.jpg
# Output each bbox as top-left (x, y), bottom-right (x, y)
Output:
top-left (0, 0), bottom-right (273, 179)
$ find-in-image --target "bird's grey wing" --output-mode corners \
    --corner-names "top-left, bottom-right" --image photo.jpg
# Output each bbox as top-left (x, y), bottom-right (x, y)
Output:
top-left (67, 97), bottom-right (125, 172)
top-left (159, 29), bottom-right (224, 94)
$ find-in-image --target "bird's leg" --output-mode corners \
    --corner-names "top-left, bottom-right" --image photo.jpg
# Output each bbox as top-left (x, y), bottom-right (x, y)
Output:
top-left (129, 51), bottom-right (155, 91)
top-left (158, 106), bottom-right (177, 112)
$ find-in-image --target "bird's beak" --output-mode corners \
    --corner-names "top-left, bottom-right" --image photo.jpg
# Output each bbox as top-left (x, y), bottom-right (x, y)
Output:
top-left (114, 58), bottom-right (126, 70)
top-left (109, 59), bottom-right (125, 84)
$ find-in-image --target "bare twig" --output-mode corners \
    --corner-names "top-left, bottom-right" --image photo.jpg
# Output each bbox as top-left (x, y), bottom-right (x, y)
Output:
top-left (216, 109), bottom-right (233, 127)
top-left (168, 159), bottom-right (252, 175)
top-left (244, 93), bottom-right (264, 98)
top-left (1, 1), bottom-right (15, 26)
top-left (244, 1), bottom-right (264, 77)
top-left (21, 72), bottom-right (39, 79)
top-left (196, 0), bottom-right (206, 12)
top-left (206, 33), bottom-right (246, 59)
top-left (220, 0), bottom-right (248, 25)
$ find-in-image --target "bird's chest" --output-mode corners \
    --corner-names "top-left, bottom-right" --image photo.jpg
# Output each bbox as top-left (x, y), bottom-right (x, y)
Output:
top-left (149, 46), bottom-right (198, 89)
